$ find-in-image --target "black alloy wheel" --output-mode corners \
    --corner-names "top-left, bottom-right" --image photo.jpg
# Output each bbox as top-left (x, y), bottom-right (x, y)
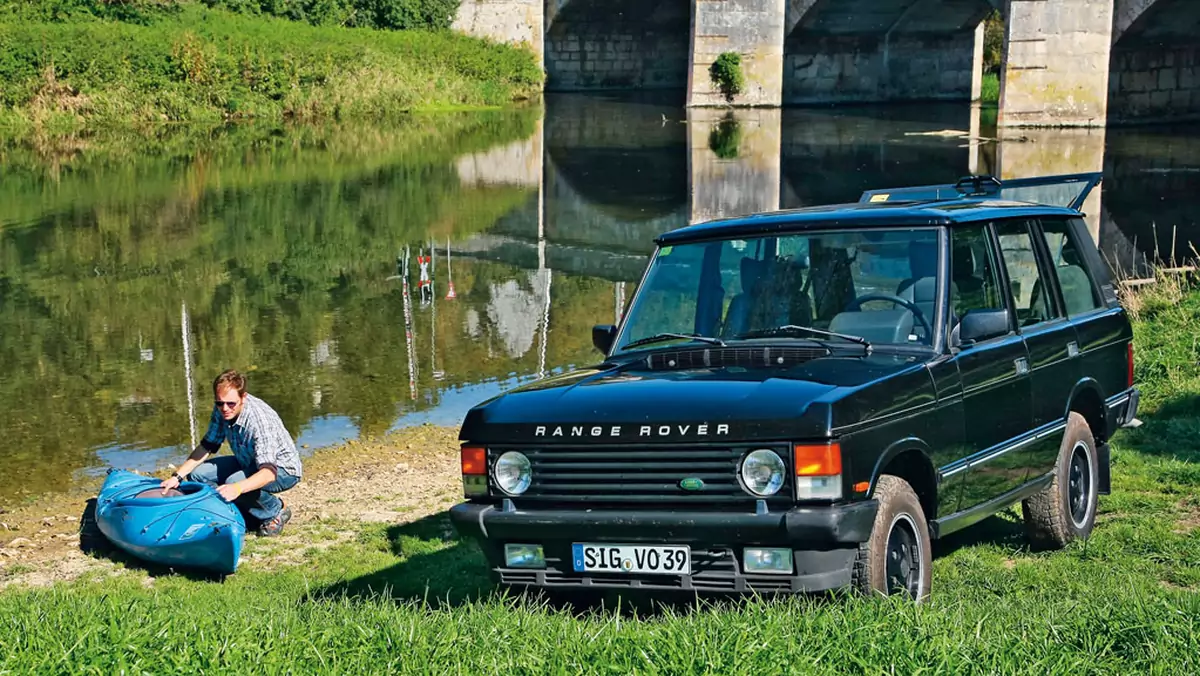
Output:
top-left (885, 514), bottom-right (924, 597)
top-left (1067, 441), bottom-right (1093, 528)
top-left (1023, 412), bottom-right (1099, 549)
top-left (854, 474), bottom-right (932, 601)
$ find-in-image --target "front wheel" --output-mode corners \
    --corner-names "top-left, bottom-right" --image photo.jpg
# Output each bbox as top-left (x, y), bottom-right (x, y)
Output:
top-left (1022, 412), bottom-right (1098, 549)
top-left (853, 474), bottom-right (932, 601)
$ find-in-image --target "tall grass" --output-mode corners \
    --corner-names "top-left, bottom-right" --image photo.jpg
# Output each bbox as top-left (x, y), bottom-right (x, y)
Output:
top-left (0, 3), bottom-right (541, 132)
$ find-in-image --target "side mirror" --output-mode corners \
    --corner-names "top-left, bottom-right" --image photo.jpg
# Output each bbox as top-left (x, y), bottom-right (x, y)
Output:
top-left (592, 324), bottom-right (617, 354)
top-left (958, 309), bottom-right (1011, 346)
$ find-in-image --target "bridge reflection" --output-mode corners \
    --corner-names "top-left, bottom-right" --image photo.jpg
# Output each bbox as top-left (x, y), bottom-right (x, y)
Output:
top-left (458, 94), bottom-right (1199, 284)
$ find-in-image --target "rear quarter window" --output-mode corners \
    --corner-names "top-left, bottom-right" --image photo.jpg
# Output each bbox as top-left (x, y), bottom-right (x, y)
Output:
top-left (1039, 219), bottom-right (1104, 316)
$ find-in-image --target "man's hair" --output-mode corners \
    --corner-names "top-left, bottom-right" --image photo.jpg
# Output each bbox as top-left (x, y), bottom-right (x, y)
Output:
top-left (213, 369), bottom-right (247, 397)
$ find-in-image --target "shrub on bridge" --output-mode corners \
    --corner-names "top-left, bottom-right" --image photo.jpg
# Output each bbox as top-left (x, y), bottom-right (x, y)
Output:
top-left (709, 51), bottom-right (744, 103)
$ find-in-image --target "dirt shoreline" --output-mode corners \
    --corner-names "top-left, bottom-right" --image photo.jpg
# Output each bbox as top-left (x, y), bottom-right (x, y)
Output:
top-left (0, 425), bottom-right (462, 588)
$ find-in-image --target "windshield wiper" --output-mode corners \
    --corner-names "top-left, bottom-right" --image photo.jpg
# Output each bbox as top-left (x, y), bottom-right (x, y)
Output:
top-left (732, 325), bottom-right (872, 351)
top-left (622, 332), bottom-right (727, 350)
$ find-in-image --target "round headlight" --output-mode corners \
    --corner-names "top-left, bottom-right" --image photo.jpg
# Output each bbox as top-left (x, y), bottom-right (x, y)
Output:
top-left (494, 451), bottom-right (532, 495)
top-left (740, 449), bottom-right (785, 496)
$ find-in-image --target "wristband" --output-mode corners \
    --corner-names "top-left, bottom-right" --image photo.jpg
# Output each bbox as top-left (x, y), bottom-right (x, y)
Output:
top-left (231, 482), bottom-right (243, 496)
top-left (172, 472), bottom-right (185, 483)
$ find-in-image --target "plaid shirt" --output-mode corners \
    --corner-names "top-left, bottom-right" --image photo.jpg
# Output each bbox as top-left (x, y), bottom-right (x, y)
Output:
top-left (201, 393), bottom-right (303, 478)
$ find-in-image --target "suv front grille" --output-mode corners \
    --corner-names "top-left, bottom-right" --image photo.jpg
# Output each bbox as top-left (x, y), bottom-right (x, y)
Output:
top-left (489, 444), bottom-right (793, 507)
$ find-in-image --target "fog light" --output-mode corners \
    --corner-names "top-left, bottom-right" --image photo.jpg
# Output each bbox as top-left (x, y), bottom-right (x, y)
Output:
top-left (462, 475), bottom-right (487, 497)
top-left (743, 548), bottom-right (793, 574)
top-left (795, 475), bottom-right (842, 500)
top-left (505, 544), bottom-right (545, 569)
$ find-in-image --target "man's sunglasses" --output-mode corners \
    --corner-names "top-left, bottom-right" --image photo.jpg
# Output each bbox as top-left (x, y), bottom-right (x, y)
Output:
top-left (215, 400), bottom-right (240, 409)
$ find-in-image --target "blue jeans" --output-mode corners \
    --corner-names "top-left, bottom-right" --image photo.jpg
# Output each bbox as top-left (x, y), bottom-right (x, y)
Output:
top-left (189, 456), bottom-right (299, 523)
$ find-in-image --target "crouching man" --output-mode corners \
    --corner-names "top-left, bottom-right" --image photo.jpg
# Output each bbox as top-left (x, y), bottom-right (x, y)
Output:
top-left (161, 369), bottom-right (303, 536)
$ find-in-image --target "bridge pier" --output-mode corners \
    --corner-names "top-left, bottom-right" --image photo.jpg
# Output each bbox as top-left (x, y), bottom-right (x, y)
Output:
top-left (688, 0), bottom-right (786, 106)
top-left (998, 0), bottom-right (1115, 127)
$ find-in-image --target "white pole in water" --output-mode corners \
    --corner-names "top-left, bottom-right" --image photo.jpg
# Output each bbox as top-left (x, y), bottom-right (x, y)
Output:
top-left (181, 301), bottom-right (197, 450)
top-left (538, 268), bottom-right (552, 379)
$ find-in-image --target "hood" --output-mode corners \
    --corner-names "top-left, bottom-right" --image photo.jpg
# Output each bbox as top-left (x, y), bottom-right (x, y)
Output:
top-left (460, 353), bottom-right (924, 444)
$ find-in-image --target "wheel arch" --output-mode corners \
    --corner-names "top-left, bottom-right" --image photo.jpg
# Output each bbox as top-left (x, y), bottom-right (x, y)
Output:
top-left (1065, 378), bottom-right (1107, 443)
top-left (867, 438), bottom-right (937, 522)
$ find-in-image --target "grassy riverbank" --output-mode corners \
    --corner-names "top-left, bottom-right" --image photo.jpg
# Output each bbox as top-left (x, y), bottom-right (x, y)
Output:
top-left (1, 280), bottom-right (1199, 672)
top-left (0, 2), bottom-right (541, 133)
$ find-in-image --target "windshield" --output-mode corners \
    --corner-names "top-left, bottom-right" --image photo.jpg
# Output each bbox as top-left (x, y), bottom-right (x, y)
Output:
top-left (615, 228), bottom-right (942, 353)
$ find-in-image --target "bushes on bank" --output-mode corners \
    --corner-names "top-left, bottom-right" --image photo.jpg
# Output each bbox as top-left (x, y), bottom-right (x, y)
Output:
top-left (201, 0), bottom-right (461, 31)
top-left (0, 0), bottom-right (459, 30)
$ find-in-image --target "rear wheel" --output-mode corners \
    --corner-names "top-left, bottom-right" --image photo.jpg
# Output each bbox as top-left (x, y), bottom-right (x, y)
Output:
top-left (1022, 412), bottom-right (1098, 549)
top-left (853, 474), bottom-right (932, 601)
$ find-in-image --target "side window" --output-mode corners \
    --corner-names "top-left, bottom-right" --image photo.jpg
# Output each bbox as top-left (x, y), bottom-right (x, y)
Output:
top-left (1039, 219), bottom-right (1103, 316)
top-left (995, 220), bottom-right (1059, 327)
top-left (949, 224), bottom-right (1004, 320)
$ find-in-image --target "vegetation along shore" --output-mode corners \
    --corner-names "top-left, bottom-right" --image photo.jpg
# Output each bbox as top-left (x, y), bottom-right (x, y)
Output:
top-left (0, 0), bottom-right (542, 134)
top-left (0, 273), bottom-right (1197, 672)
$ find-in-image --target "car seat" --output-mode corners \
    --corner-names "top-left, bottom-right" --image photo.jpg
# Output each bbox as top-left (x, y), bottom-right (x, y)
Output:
top-left (721, 257), bottom-right (765, 338)
top-left (897, 239), bottom-right (946, 339)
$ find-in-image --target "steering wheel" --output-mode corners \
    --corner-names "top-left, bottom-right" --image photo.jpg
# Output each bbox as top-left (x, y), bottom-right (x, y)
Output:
top-left (844, 293), bottom-right (933, 341)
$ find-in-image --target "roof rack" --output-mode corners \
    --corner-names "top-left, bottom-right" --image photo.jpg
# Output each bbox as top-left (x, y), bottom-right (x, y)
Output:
top-left (953, 175), bottom-right (1002, 197)
top-left (858, 172), bottom-right (1102, 211)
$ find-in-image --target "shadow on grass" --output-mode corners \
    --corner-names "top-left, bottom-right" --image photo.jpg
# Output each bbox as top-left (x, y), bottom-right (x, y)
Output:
top-left (1119, 392), bottom-right (1200, 462)
top-left (932, 509), bottom-right (1029, 559)
top-left (309, 511), bottom-right (498, 609)
top-left (77, 498), bottom-right (232, 583)
top-left (310, 511), bottom-right (862, 616)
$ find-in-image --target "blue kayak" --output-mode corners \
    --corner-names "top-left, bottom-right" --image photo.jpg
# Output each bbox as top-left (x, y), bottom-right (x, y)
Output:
top-left (95, 469), bottom-right (246, 574)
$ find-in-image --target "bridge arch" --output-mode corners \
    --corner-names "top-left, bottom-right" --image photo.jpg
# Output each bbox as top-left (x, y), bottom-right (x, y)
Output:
top-left (783, 0), bottom-right (992, 104)
top-left (1107, 0), bottom-right (1200, 123)
top-left (544, 0), bottom-right (691, 91)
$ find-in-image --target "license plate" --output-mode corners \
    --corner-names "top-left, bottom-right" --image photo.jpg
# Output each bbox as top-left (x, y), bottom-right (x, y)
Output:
top-left (572, 543), bottom-right (691, 575)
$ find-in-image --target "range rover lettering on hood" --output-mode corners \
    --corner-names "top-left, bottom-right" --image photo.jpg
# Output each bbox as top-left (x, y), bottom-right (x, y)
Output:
top-left (534, 423), bottom-right (731, 439)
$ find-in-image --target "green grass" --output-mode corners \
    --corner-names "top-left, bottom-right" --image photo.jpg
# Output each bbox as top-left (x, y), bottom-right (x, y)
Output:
top-left (981, 72), bottom-right (1000, 104)
top-left (0, 2), bottom-right (541, 133)
top-left (2, 283), bottom-right (1199, 673)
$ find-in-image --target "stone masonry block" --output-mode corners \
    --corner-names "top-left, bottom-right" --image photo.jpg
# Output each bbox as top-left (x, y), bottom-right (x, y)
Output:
top-left (1158, 68), bottom-right (1178, 90)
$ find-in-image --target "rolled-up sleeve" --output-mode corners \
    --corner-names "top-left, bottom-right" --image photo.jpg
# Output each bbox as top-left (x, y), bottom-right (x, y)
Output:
top-left (200, 408), bottom-right (225, 452)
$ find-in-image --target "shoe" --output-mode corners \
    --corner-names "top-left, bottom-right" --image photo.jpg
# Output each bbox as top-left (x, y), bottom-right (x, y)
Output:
top-left (257, 504), bottom-right (292, 537)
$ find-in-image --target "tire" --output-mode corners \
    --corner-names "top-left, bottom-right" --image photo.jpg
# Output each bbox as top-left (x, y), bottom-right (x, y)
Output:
top-left (853, 474), bottom-right (932, 601)
top-left (1022, 412), bottom-right (1098, 549)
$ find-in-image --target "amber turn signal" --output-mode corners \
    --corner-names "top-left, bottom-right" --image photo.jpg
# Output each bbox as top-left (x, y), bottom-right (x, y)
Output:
top-left (794, 442), bottom-right (842, 476)
top-left (461, 446), bottom-right (487, 475)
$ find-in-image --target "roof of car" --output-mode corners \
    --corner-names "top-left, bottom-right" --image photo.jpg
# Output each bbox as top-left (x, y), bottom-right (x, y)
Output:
top-left (656, 198), bottom-right (1083, 246)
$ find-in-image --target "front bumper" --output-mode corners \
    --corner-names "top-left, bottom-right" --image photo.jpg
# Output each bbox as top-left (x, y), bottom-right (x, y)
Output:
top-left (450, 500), bottom-right (877, 593)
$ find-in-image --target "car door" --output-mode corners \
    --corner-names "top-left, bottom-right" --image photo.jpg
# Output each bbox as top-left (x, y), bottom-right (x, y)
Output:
top-left (994, 219), bottom-right (1076, 479)
top-left (948, 223), bottom-right (1035, 513)
top-left (1040, 217), bottom-right (1130, 400)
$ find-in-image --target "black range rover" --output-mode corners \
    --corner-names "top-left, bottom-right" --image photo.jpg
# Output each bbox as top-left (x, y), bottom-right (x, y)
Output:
top-left (449, 174), bottom-right (1140, 600)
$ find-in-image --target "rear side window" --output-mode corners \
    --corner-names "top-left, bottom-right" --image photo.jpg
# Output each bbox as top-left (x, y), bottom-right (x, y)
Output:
top-left (1039, 219), bottom-right (1103, 316)
top-left (995, 220), bottom-right (1058, 326)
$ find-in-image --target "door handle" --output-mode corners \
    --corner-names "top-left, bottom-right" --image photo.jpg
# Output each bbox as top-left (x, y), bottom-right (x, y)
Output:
top-left (1067, 341), bottom-right (1080, 358)
top-left (1014, 357), bottom-right (1029, 375)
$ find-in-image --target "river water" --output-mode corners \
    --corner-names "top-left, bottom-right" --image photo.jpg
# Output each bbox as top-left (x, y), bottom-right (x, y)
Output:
top-left (2, 93), bottom-right (1197, 504)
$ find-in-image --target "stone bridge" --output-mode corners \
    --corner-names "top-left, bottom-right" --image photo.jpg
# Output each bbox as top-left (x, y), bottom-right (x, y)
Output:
top-left (453, 0), bottom-right (1200, 126)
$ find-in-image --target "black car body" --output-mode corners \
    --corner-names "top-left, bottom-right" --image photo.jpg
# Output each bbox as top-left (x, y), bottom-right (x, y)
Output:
top-left (450, 174), bottom-right (1140, 599)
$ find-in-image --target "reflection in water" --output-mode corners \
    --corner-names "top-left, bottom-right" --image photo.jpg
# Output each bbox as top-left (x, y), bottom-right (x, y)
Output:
top-left (1, 95), bottom-right (1197, 503)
